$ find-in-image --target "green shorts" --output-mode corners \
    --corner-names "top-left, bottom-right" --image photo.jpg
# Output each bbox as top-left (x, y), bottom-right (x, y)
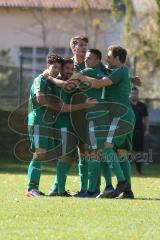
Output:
top-left (54, 123), bottom-right (79, 159)
top-left (87, 110), bottom-right (109, 150)
top-left (107, 107), bottom-right (135, 151)
top-left (88, 124), bottom-right (106, 150)
top-left (28, 125), bottom-right (54, 152)
top-left (87, 107), bottom-right (135, 151)
top-left (113, 132), bottom-right (133, 151)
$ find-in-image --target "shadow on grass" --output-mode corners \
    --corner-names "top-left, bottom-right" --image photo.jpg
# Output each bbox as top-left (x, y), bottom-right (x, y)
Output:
top-left (0, 155), bottom-right (78, 176)
top-left (134, 197), bottom-right (160, 201)
top-left (130, 163), bottom-right (160, 178)
top-left (0, 155), bottom-right (160, 178)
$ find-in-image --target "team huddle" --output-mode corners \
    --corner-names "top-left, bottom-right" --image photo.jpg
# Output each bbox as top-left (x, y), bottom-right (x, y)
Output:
top-left (27, 36), bottom-right (138, 199)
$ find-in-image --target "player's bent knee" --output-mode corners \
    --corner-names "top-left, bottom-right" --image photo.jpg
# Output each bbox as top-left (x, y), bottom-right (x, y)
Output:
top-left (90, 150), bottom-right (97, 160)
top-left (117, 149), bottom-right (128, 158)
top-left (59, 155), bottom-right (74, 164)
top-left (78, 143), bottom-right (88, 155)
top-left (34, 148), bottom-right (47, 161)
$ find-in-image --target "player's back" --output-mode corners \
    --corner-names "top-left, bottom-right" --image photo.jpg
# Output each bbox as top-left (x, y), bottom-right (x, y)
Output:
top-left (28, 75), bottom-right (55, 127)
top-left (106, 66), bottom-right (131, 107)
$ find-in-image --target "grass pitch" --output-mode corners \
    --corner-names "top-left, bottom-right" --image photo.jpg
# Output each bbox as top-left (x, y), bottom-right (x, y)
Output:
top-left (0, 159), bottom-right (160, 240)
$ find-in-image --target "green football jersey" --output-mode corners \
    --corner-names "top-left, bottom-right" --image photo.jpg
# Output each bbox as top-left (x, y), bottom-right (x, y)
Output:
top-left (106, 66), bottom-right (135, 131)
top-left (51, 77), bottom-right (62, 99)
top-left (106, 66), bottom-right (132, 107)
top-left (52, 76), bottom-right (72, 127)
top-left (80, 65), bottom-right (106, 101)
top-left (74, 61), bottom-right (85, 72)
top-left (28, 74), bottom-right (55, 126)
top-left (57, 89), bottom-right (71, 126)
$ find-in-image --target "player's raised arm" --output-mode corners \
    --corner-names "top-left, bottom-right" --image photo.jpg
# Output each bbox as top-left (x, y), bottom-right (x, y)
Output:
top-left (42, 70), bottom-right (67, 88)
top-left (70, 73), bottom-right (113, 89)
top-left (61, 99), bottom-right (97, 112)
top-left (48, 75), bottom-right (67, 88)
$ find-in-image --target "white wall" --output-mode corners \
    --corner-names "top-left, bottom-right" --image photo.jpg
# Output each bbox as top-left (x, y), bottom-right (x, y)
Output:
top-left (0, 8), bottom-right (124, 65)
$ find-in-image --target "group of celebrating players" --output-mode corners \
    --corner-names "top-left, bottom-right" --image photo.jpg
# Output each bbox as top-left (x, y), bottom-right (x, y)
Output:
top-left (26, 35), bottom-right (140, 199)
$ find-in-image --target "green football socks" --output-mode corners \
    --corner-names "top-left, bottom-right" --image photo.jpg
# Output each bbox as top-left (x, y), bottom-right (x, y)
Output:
top-left (88, 160), bottom-right (101, 193)
top-left (51, 175), bottom-right (58, 192)
top-left (101, 161), bottom-right (112, 187)
top-left (79, 156), bottom-right (88, 191)
top-left (95, 165), bottom-right (101, 192)
top-left (103, 148), bottom-right (125, 182)
top-left (56, 162), bottom-right (71, 195)
top-left (28, 158), bottom-right (41, 191)
top-left (119, 156), bottom-right (131, 185)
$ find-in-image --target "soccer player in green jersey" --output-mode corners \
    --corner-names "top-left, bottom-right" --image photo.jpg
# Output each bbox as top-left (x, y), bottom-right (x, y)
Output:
top-left (26, 52), bottom-right (64, 197)
top-left (71, 49), bottom-right (129, 197)
top-left (75, 49), bottom-right (114, 197)
top-left (70, 45), bottom-right (135, 198)
top-left (42, 58), bottom-right (97, 197)
top-left (70, 36), bottom-right (108, 194)
top-left (48, 58), bottom-right (78, 197)
top-left (70, 36), bottom-right (88, 72)
top-left (52, 36), bottom-right (89, 195)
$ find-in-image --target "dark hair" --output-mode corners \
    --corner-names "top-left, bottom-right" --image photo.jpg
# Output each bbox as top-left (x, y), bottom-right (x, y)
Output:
top-left (132, 86), bottom-right (139, 92)
top-left (62, 58), bottom-right (74, 68)
top-left (47, 52), bottom-right (64, 65)
top-left (108, 46), bottom-right (127, 63)
top-left (70, 36), bottom-right (88, 49)
top-left (87, 49), bottom-right (102, 60)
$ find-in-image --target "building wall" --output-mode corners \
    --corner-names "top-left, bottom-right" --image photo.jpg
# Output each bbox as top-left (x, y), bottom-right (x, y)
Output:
top-left (0, 7), bottom-right (125, 103)
top-left (0, 8), bottom-right (123, 64)
top-left (105, 20), bottom-right (124, 48)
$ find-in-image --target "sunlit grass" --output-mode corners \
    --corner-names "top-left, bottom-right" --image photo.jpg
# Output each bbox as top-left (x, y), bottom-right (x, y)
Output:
top-left (0, 161), bottom-right (160, 240)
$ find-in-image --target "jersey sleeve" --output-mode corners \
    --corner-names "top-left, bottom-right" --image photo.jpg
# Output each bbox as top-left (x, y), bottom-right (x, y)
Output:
top-left (33, 75), bottom-right (46, 95)
top-left (80, 68), bottom-right (95, 78)
top-left (80, 69), bottom-right (89, 75)
top-left (108, 67), bottom-right (124, 85)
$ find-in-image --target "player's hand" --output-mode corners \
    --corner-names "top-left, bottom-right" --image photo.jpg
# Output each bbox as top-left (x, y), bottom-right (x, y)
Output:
top-left (85, 98), bottom-right (98, 108)
top-left (69, 73), bottom-right (85, 82)
top-left (42, 70), bottom-right (49, 78)
top-left (133, 76), bottom-right (142, 86)
top-left (68, 79), bottom-right (80, 86)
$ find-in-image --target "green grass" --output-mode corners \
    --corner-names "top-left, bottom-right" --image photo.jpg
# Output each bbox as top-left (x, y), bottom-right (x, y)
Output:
top-left (0, 159), bottom-right (160, 240)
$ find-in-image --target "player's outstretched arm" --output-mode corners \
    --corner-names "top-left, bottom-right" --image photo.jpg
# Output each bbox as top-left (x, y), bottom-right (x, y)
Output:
top-left (70, 74), bottom-right (113, 89)
top-left (61, 99), bottom-right (97, 112)
top-left (48, 75), bottom-right (67, 88)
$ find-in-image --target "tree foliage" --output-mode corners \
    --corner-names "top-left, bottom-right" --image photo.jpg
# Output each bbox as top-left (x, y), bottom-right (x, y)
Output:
top-left (123, 0), bottom-right (160, 97)
top-left (111, 0), bottom-right (160, 97)
top-left (0, 50), bottom-right (17, 88)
